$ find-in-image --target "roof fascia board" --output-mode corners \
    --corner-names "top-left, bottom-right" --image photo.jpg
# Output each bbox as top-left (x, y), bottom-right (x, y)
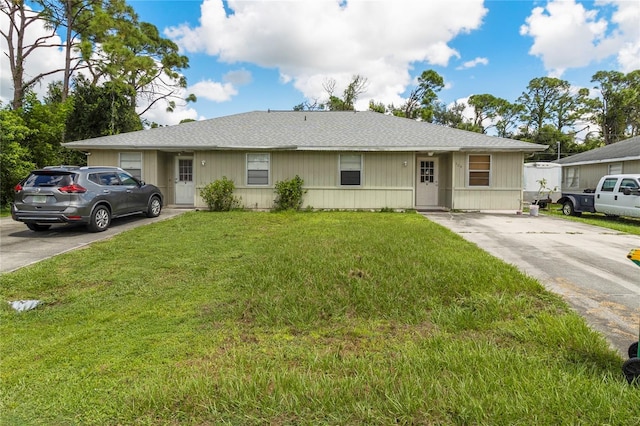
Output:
top-left (560, 155), bottom-right (640, 166)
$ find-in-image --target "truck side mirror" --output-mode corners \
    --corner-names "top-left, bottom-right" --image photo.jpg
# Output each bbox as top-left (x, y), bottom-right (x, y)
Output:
top-left (623, 188), bottom-right (640, 196)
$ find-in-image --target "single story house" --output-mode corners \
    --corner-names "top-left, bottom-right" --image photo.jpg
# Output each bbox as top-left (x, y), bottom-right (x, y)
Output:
top-left (63, 110), bottom-right (546, 211)
top-left (555, 136), bottom-right (640, 191)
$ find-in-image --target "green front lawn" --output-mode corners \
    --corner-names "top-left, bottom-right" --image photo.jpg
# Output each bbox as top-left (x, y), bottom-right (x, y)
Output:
top-left (540, 204), bottom-right (640, 236)
top-left (1, 211), bottom-right (637, 425)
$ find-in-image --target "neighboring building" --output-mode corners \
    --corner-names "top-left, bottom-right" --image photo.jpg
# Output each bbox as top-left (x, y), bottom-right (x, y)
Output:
top-left (556, 136), bottom-right (640, 192)
top-left (63, 111), bottom-right (545, 211)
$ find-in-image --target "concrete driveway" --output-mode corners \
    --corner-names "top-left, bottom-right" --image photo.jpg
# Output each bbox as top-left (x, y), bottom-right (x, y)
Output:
top-left (422, 211), bottom-right (640, 356)
top-left (0, 208), bottom-right (189, 274)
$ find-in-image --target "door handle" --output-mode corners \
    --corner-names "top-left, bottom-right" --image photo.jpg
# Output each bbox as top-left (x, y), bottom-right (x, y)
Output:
top-left (102, 190), bottom-right (110, 193)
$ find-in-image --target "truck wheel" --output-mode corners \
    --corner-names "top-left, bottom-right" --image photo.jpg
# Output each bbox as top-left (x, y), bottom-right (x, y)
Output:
top-left (629, 342), bottom-right (639, 359)
top-left (562, 201), bottom-right (575, 216)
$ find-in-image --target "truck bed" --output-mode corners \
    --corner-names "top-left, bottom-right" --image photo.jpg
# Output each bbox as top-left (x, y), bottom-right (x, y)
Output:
top-left (557, 192), bottom-right (596, 214)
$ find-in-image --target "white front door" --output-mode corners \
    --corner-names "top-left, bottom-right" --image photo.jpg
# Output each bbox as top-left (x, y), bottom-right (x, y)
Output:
top-left (175, 157), bottom-right (194, 205)
top-left (416, 157), bottom-right (439, 207)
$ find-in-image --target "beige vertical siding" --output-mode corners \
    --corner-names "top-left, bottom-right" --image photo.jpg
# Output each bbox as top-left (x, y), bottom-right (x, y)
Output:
top-left (87, 151), bottom-right (118, 167)
top-left (451, 152), bottom-right (524, 210)
top-left (85, 148), bottom-right (526, 210)
top-left (563, 160), bottom-right (640, 192)
top-left (194, 151), bottom-right (415, 209)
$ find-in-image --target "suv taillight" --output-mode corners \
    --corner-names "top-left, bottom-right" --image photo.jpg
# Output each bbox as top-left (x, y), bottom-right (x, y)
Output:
top-left (59, 184), bottom-right (87, 193)
top-left (14, 184), bottom-right (23, 192)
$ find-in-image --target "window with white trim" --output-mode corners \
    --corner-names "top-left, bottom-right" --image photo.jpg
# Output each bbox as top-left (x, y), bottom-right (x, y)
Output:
top-left (247, 153), bottom-right (270, 185)
top-left (468, 154), bottom-right (490, 186)
top-left (340, 154), bottom-right (362, 186)
top-left (563, 167), bottom-right (579, 189)
top-left (120, 152), bottom-right (142, 178)
top-left (608, 162), bottom-right (623, 175)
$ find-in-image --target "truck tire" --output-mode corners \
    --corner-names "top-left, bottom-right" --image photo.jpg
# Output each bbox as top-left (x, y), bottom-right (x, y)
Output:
top-left (562, 201), bottom-right (581, 217)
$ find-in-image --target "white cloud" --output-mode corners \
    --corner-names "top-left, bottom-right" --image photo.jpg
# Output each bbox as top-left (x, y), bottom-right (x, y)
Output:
top-left (520, 0), bottom-right (640, 76)
top-left (165, 0), bottom-right (488, 109)
top-left (139, 101), bottom-right (200, 126)
top-left (189, 79), bottom-right (238, 102)
top-left (456, 57), bottom-right (489, 70)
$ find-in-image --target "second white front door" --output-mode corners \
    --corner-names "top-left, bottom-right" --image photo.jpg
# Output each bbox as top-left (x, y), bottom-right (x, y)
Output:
top-left (416, 157), bottom-right (439, 207)
top-left (175, 157), bottom-right (194, 205)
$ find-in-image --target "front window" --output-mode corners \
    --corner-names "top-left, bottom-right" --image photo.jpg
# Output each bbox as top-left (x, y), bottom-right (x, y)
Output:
top-left (468, 154), bottom-right (490, 186)
top-left (120, 152), bottom-right (142, 179)
top-left (619, 178), bottom-right (639, 192)
top-left (340, 154), bottom-right (362, 186)
top-left (247, 153), bottom-right (270, 185)
top-left (600, 178), bottom-right (617, 192)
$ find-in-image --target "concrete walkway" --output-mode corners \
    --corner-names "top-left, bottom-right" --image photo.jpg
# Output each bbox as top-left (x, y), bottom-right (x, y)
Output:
top-left (422, 211), bottom-right (640, 357)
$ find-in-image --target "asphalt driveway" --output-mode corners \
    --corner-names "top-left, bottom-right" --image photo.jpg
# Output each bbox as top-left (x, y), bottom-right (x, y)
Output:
top-left (0, 208), bottom-right (189, 274)
top-left (422, 211), bottom-right (640, 356)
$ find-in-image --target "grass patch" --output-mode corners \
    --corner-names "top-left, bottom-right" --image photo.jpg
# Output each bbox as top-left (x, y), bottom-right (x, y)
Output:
top-left (1, 211), bottom-right (637, 424)
top-left (541, 204), bottom-right (640, 236)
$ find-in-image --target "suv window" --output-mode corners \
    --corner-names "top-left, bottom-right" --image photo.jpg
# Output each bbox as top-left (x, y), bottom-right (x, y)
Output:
top-left (24, 172), bottom-right (74, 188)
top-left (88, 173), bottom-right (101, 185)
top-left (96, 172), bottom-right (121, 186)
top-left (117, 171), bottom-right (139, 186)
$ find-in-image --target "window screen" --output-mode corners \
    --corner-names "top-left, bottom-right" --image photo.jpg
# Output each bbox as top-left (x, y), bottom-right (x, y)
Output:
top-left (340, 154), bottom-right (362, 186)
top-left (120, 152), bottom-right (142, 178)
top-left (608, 163), bottom-right (623, 175)
top-left (247, 153), bottom-right (269, 185)
top-left (468, 154), bottom-right (490, 186)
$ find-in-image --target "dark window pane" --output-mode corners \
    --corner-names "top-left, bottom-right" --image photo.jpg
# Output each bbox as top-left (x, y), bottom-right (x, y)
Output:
top-left (341, 170), bottom-right (361, 186)
top-left (248, 170), bottom-right (269, 185)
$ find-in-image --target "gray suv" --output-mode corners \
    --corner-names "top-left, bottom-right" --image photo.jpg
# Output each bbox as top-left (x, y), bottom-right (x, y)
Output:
top-left (12, 166), bottom-right (163, 232)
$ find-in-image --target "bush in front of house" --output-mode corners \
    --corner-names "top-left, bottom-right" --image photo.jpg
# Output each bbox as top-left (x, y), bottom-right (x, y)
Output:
top-left (273, 175), bottom-right (307, 211)
top-left (200, 177), bottom-right (241, 211)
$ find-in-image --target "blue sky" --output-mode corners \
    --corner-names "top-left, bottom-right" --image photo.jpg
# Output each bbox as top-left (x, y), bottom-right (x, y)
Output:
top-left (2, 1), bottom-right (639, 126)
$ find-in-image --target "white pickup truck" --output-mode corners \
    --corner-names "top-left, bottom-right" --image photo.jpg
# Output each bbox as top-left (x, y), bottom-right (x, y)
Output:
top-left (557, 174), bottom-right (640, 218)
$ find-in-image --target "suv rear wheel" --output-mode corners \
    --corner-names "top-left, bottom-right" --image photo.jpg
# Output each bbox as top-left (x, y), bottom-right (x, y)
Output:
top-left (88, 205), bottom-right (111, 232)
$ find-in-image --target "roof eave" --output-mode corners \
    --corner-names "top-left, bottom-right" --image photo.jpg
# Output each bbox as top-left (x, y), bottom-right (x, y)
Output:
top-left (558, 155), bottom-right (640, 166)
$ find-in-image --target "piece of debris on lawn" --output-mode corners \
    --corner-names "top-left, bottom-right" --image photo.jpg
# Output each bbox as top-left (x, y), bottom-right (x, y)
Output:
top-left (8, 300), bottom-right (42, 312)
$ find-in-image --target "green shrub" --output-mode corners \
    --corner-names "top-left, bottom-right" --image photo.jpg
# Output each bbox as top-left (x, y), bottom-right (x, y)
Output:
top-left (273, 175), bottom-right (307, 211)
top-left (199, 177), bottom-right (241, 211)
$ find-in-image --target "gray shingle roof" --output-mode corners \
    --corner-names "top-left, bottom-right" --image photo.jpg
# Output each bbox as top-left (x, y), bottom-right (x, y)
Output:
top-left (555, 136), bottom-right (640, 165)
top-left (64, 110), bottom-right (545, 152)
